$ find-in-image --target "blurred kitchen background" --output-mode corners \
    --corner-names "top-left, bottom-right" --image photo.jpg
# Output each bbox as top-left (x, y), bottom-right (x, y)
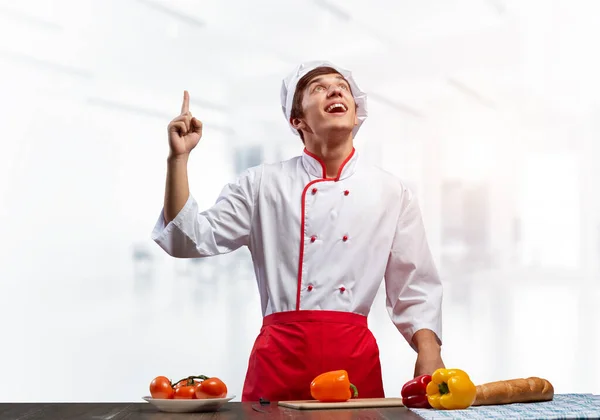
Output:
top-left (0, 0), bottom-right (599, 402)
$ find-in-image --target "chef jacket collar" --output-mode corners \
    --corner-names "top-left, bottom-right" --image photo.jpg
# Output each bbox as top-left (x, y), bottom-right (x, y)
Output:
top-left (301, 147), bottom-right (358, 181)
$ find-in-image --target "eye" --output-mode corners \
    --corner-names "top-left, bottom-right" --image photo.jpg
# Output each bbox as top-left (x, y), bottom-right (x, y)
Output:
top-left (339, 84), bottom-right (349, 90)
top-left (314, 85), bottom-right (325, 92)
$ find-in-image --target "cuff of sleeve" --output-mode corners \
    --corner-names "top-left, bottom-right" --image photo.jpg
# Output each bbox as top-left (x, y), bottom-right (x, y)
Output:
top-left (151, 194), bottom-right (197, 243)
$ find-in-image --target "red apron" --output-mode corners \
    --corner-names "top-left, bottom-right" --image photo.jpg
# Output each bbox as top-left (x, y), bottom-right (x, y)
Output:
top-left (241, 310), bottom-right (385, 402)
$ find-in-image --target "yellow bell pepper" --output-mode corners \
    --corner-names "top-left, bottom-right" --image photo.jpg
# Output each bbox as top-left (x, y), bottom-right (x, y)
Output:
top-left (426, 368), bottom-right (477, 410)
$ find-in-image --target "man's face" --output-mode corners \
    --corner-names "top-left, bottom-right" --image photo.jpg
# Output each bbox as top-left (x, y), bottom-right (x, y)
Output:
top-left (293, 73), bottom-right (358, 138)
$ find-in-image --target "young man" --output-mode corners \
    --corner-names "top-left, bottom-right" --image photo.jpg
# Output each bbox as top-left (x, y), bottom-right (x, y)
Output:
top-left (152, 60), bottom-right (445, 402)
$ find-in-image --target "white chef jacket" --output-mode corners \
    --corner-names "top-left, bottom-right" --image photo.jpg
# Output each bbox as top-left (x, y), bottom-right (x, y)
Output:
top-left (152, 148), bottom-right (443, 351)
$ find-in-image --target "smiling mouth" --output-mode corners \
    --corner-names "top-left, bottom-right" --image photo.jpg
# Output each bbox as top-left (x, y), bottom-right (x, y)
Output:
top-left (325, 103), bottom-right (348, 113)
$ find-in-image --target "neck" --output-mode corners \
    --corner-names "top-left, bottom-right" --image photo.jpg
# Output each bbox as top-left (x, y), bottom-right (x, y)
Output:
top-left (304, 133), bottom-right (354, 178)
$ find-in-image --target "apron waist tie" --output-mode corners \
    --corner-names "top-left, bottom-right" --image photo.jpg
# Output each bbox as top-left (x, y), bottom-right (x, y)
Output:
top-left (262, 309), bottom-right (368, 327)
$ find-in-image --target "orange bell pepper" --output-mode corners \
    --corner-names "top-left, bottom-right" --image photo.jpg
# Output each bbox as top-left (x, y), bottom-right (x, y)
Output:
top-left (310, 370), bottom-right (358, 402)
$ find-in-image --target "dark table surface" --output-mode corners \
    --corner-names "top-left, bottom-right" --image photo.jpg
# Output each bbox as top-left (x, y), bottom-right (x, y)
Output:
top-left (0, 402), bottom-right (424, 419)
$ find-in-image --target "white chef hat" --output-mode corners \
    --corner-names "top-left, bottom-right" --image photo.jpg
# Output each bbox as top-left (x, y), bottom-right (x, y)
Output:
top-left (280, 60), bottom-right (368, 138)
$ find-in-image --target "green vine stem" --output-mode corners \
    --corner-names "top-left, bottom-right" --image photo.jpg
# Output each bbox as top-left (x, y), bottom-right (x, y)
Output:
top-left (171, 375), bottom-right (209, 387)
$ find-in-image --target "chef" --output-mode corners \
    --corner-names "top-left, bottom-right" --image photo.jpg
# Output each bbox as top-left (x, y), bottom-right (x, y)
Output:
top-left (152, 61), bottom-right (445, 402)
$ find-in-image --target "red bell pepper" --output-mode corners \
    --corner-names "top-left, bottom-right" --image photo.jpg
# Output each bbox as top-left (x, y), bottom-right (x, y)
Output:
top-left (401, 374), bottom-right (432, 408)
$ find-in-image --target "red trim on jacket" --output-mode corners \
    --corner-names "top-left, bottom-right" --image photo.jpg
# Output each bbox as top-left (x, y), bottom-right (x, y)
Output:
top-left (296, 148), bottom-right (356, 311)
top-left (303, 147), bottom-right (355, 181)
top-left (296, 179), bottom-right (328, 310)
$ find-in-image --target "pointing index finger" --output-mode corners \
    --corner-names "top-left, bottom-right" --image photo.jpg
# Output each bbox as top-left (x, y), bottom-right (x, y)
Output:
top-left (181, 90), bottom-right (189, 115)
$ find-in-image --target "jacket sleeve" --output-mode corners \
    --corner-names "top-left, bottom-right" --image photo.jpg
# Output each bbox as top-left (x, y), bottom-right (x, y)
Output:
top-left (151, 166), bottom-right (261, 258)
top-left (384, 185), bottom-right (443, 352)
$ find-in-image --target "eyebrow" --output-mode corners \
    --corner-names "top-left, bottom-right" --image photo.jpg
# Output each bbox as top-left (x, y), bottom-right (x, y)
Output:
top-left (308, 75), bottom-right (348, 88)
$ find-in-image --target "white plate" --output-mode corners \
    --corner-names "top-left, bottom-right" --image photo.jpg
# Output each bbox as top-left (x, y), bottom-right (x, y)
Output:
top-left (142, 395), bottom-right (236, 413)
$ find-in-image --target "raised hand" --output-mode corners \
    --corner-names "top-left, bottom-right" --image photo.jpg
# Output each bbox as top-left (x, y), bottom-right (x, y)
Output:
top-left (167, 90), bottom-right (203, 158)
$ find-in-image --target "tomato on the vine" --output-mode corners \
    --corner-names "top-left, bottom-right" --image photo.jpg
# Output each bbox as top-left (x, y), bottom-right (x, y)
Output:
top-left (149, 374), bottom-right (227, 400)
top-left (149, 376), bottom-right (174, 399)
top-left (173, 378), bottom-right (196, 388)
top-left (174, 385), bottom-right (197, 399)
top-left (195, 377), bottom-right (228, 399)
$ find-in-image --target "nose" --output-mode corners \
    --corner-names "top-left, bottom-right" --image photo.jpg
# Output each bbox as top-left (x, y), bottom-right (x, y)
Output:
top-left (327, 85), bottom-right (344, 97)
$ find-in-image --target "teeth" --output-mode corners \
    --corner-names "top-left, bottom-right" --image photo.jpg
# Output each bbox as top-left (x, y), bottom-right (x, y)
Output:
top-left (326, 103), bottom-right (346, 112)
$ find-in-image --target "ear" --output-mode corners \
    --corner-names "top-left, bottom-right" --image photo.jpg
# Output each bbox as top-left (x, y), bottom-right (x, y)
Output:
top-left (291, 117), bottom-right (306, 131)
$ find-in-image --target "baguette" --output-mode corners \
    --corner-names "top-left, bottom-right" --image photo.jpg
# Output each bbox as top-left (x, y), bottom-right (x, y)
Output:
top-left (472, 377), bottom-right (554, 406)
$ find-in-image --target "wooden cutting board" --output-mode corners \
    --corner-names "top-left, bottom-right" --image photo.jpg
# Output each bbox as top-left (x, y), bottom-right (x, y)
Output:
top-left (278, 397), bottom-right (405, 410)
